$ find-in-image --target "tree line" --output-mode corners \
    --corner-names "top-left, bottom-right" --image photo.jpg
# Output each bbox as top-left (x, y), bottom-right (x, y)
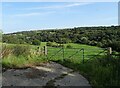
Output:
top-left (2, 25), bottom-right (120, 52)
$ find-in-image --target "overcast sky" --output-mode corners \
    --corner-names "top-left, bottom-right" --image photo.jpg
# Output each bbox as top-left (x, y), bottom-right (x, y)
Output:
top-left (2, 2), bottom-right (118, 33)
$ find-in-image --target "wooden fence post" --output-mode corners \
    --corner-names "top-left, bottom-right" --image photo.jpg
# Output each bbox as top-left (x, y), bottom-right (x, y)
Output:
top-left (107, 47), bottom-right (112, 61)
top-left (44, 46), bottom-right (47, 55)
top-left (41, 47), bottom-right (43, 54)
top-left (36, 47), bottom-right (40, 55)
top-left (62, 46), bottom-right (64, 61)
top-left (83, 49), bottom-right (85, 64)
top-left (107, 47), bottom-right (112, 55)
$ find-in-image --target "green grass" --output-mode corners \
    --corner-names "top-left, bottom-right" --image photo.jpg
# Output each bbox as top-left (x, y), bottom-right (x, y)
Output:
top-left (2, 42), bottom-right (105, 68)
top-left (46, 43), bottom-right (104, 63)
top-left (2, 54), bottom-right (47, 69)
top-left (3, 42), bottom-right (118, 88)
top-left (1, 43), bottom-right (48, 68)
top-left (56, 55), bottom-right (120, 88)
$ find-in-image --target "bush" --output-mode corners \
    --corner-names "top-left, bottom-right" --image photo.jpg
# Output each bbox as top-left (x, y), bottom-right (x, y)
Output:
top-left (13, 45), bottom-right (31, 57)
top-left (46, 42), bottom-right (64, 48)
top-left (80, 37), bottom-right (88, 44)
top-left (89, 40), bottom-right (97, 46)
top-left (97, 42), bottom-right (103, 47)
top-left (46, 42), bottom-right (52, 46)
top-left (58, 44), bottom-right (64, 48)
top-left (109, 41), bottom-right (120, 52)
top-left (66, 44), bottom-right (73, 49)
top-left (32, 39), bottom-right (41, 45)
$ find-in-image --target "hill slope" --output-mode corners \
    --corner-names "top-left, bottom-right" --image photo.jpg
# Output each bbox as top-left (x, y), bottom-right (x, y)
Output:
top-left (3, 26), bottom-right (120, 52)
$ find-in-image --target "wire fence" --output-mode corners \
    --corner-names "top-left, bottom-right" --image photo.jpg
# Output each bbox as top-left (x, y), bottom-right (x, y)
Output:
top-left (41, 46), bottom-right (120, 86)
top-left (37, 46), bottom-right (119, 65)
top-left (44, 46), bottom-right (108, 64)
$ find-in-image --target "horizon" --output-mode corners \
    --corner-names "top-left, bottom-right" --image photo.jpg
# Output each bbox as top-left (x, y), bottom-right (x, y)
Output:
top-left (2, 2), bottom-right (118, 33)
top-left (3, 25), bottom-right (119, 34)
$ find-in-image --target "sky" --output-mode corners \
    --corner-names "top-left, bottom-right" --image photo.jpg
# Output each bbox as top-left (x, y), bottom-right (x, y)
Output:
top-left (2, 2), bottom-right (118, 33)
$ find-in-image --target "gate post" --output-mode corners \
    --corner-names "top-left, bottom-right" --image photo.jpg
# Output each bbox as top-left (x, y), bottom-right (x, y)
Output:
top-left (107, 47), bottom-right (112, 61)
top-left (62, 46), bottom-right (64, 60)
top-left (44, 46), bottom-right (47, 55)
top-left (107, 47), bottom-right (112, 55)
top-left (82, 49), bottom-right (85, 64)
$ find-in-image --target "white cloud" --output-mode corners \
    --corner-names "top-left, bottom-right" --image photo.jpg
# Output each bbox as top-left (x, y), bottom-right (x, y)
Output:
top-left (14, 11), bottom-right (55, 17)
top-left (12, 3), bottom-right (93, 17)
top-left (65, 3), bottom-right (92, 7)
top-left (15, 12), bottom-right (41, 16)
top-left (24, 2), bottom-right (93, 10)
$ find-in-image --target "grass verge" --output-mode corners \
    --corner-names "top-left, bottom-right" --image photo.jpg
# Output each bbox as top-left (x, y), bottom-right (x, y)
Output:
top-left (53, 55), bottom-right (120, 88)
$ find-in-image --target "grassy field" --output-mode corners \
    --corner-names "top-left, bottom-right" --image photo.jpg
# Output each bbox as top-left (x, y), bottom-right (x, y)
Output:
top-left (1, 42), bottom-right (120, 87)
top-left (47, 43), bottom-right (104, 63)
top-left (1, 42), bottom-right (105, 68)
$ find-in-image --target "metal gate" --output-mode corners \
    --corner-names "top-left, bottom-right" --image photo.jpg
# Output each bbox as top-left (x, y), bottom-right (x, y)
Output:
top-left (46, 47), bottom-right (85, 63)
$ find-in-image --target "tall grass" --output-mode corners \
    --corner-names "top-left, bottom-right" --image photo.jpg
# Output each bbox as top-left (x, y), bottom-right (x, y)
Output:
top-left (2, 55), bottom-right (47, 68)
top-left (12, 45), bottom-right (30, 57)
top-left (2, 44), bottom-right (47, 68)
top-left (56, 55), bottom-right (120, 88)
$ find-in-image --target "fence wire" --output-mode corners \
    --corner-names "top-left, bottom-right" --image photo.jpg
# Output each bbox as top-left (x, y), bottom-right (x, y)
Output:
top-left (45, 46), bottom-right (107, 64)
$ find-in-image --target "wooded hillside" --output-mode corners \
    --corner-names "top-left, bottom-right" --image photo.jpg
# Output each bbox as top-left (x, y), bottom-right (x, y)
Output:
top-left (3, 26), bottom-right (120, 52)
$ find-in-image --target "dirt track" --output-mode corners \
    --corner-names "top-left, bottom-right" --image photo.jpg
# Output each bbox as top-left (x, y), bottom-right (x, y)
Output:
top-left (2, 61), bottom-right (91, 87)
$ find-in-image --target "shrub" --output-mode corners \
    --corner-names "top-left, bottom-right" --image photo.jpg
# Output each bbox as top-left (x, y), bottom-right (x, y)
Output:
top-left (80, 37), bottom-right (88, 44)
top-left (46, 42), bottom-right (52, 46)
top-left (32, 39), bottom-right (41, 45)
top-left (109, 41), bottom-right (120, 52)
top-left (66, 44), bottom-right (73, 49)
top-left (46, 42), bottom-right (64, 48)
top-left (58, 44), bottom-right (64, 48)
top-left (13, 45), bottom-right (31, 57)
top-left (97, 42), bottom-right (103, 47)
top-left (89, 40), bottom-right (97, 46)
